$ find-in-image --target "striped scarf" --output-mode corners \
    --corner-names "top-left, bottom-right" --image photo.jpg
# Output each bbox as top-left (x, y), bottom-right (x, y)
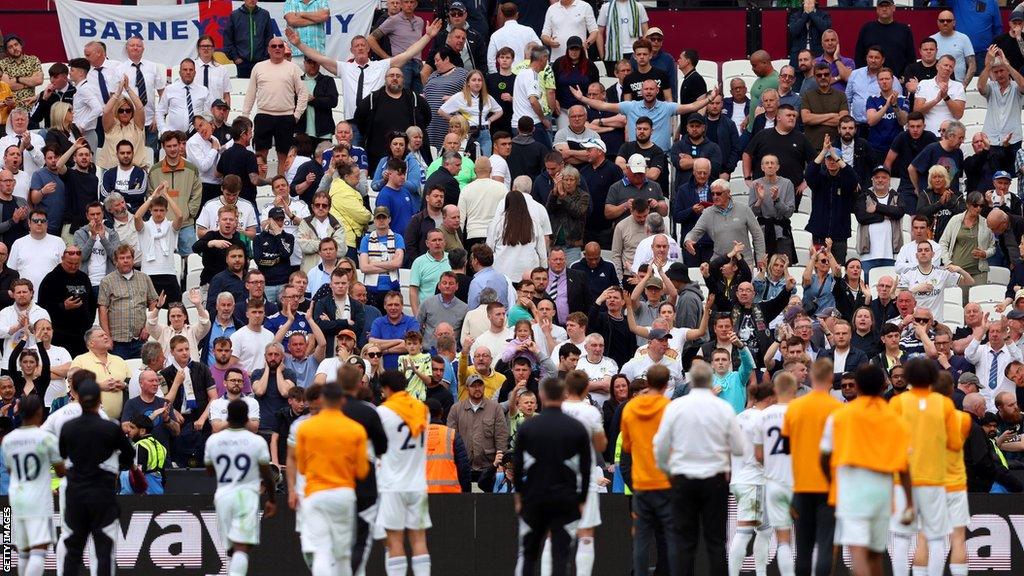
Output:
top-left (606, 0), bottom-right (643, 61)
top-left (362, 230), bottom-right (399, 287)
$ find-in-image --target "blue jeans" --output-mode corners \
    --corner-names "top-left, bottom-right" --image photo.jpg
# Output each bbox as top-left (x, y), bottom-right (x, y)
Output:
top-left (113, 339), bottom-right (143, 360)
top-left (177, 225), bottom-right (197, 257)
top-left (402, 59), bottom-right (423, 93)
top-left (861, 258), bottom-right (895, 283)
top-left (476, 128), bottom-right (492, 157)
top-left (633, 489), bottom-right (679, 576)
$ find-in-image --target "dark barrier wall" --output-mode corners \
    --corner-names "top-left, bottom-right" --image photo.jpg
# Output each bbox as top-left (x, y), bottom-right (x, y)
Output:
top-left (2, 493), bottom-right (1023, 575)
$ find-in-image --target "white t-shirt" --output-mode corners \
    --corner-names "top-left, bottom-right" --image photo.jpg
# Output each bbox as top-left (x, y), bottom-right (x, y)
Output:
top-left (512, 68), bottom-right (543, 126)
top-left (596, 0), bottom-right (649, 57)
top-left (752, 402), bottom-right (792, 487)
top-left (9, 234), bottom-right (66, 301)
top-left (114, 167), bottom-right (134, 191)
top-left (864, 196), bottom-right (895, 260)
top-left (204, 427), bottom-right (270, 497)
top-left (197, 197), bottom-right (260, 232)
top-left (896, 266), bottom-right (959, 322)
top-left (138, 218), bottom-right (180, 276)
top-left (2, 427), bottom-right (63, 517)
top-left (230, 327), bottom-right (276, 374)
top-left (915, 78), bottom-right (966, 135)
top-left (209, 395), bottom-right (261, 425)
top-left (12, 170), bottom-right (30, 201)
top-left (731, 407), bottom-right (764, 486)
top-left (40, 344), bottom-right (72, 407)
top-left (438, 93), bottom-right (502, 128)
top-left (87, 234), bottom-right (108, 286)
top-left (489, 154), bottom-right (511, 189)
top-left (560, 399), bottom-right (604, 489)
top-left (376, 404), bottom-right (428, 492)
top-left (576, 355), bottom-right (619, 407)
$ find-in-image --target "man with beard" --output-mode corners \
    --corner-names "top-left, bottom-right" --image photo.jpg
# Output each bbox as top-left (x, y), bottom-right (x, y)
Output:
top-left (836, 115), bottom-right (875, 187)
top-left (962, 393), bottom-right (1023, 492)
top-left (670, 114), bottom-right (721, 187)
top-left (193, 206), bottom-right (247, 287)
top-left (355, 66), bottom-right (434, 171)
top-left (36, 245), bottom-right (93, 356)
top-left (723, 278), bottom-right (795, 371)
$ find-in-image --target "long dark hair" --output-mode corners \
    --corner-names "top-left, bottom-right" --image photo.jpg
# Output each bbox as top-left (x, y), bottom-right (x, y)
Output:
top-left (500, 192), bottom-right (534, 246)
top-left (557, 51), bottom-right (592, 77)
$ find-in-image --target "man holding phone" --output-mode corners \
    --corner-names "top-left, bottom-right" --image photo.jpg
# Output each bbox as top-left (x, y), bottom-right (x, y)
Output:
top-left (37, 245), bottom-right (97, 357)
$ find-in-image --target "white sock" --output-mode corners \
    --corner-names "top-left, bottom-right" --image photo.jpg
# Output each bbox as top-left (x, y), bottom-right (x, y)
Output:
top-left (18, 553), bottom-right (29, 576)
top-left (891, 535), bottom-right (912, 576)
top-left (575, 537), bottom-right (594, 576)
top-left (313, 551), bottom-right (335, 576)
top-left (949, 563), bottom-right (968, 576)
top-left (55, 538), bottom-right (66, 576)
top-left (728, 528), bottom-right (753, 576)
top-left (926, 539), bottom-right (946, 576)
top-left (228, 551), bottom-right (249, 576)
top-left (385, 556), bottom-right (407, 576)
top-left (753, 528), bottom-right (771, 576)
top-left (26, 550), bottom-right (46, 576)
top-left (911, 567), bottom-right (927, 576)
top-left (540, 538), bottom-right (552, 576)
top-left (776, 542), bottom-right (795, 576)
top-left (411, 554), bottom-right (430, 576)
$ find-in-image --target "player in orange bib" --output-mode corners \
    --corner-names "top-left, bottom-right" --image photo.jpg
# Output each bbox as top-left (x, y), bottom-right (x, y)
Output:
top-left (933, 373), bottom-right (973, 576)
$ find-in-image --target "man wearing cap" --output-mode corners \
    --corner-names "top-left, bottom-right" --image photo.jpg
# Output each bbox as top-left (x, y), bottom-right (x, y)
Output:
top-left (993, 8), bottom-right (1024, 74)
top-left (554, 105), bottom-right (600, 167)
top-left (855, 165), bottom-right (904, 278)
top-left (570, 80), bottom-right (715, 155)
top-left (605, 154), bottom-right (667, 224)
top-left (431, 3), bottom-right (485, 74)
top-left (806, 138), bottom-right (859, 262)
top-left (854, 0), bottom-right (914, 78)
top-left (670, 113), bottom-right (722, 186)
top-left (541, 0), bottom-right (598, 62)
top-left (447, 370), bottom-right (508, 486)
top-left (579, 137), bottom-right (620, 249)
top-left (620, 328), bottom-right (686, 397)
top-left (614, 117), bottom-right (666, 186)
top-left (359, 206), bottom-right (404, 310)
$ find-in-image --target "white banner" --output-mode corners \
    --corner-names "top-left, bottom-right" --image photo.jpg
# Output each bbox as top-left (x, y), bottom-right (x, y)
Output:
top-left (54, 0), bottom-right (378, 67)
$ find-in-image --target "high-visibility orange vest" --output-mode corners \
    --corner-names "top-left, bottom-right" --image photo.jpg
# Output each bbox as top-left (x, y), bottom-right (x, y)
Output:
top-left (425, 423), bottom-right (461, 493)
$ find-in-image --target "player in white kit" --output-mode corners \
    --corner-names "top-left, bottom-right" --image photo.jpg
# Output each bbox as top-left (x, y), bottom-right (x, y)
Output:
top-left (554, 371), bottom-right (607, 576)
top-left (2, 396), bottom-right (65, 576)
top-left (204, 399), bottom-right (277, 576)
top-left (753, 372), bottom-right (798, 576)
top-left (375, 371), bottom-right (431, 576)
top-left (728, 381), bottom-right (775, 576)
top-left (287, 383), bottom-right (322, 568)
top-left (42, 369), bottom-right (109, 576)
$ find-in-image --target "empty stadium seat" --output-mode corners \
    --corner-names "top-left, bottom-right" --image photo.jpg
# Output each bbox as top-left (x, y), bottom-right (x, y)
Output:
top-left (969, 284), bottom-right (1006, 304)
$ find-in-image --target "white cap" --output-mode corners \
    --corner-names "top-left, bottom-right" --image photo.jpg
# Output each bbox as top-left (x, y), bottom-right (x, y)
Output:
top-left (580, 138), bottom-right (606, 153)
top-left (627, 153), bottom-right (647, 173)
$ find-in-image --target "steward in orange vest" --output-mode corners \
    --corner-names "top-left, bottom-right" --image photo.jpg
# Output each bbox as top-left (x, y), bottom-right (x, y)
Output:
top-left (425, 398), bottom-right (471, 493)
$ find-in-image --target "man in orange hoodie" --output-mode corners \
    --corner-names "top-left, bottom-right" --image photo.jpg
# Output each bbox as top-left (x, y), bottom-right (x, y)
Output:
top-left (294, 380), bottom-right (370, 576)
top-left (620, 364), bottom-right (677, 576)
top-left (375, 370), bottom-right (432, 576)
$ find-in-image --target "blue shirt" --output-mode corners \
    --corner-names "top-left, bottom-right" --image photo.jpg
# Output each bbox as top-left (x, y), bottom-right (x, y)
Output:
top-left (949, 0), bottom-right (1002, 55)
top-left (466, 266), bottom-right (510, 310)
top-left (370, 314), bottom-right (420, 369)
top-left (285, 355), bottom-right (319, 388)
top-left (617, 99), bottom-right (680, 152)
top-left (29, 168), bottom-right (66, 235)
top-left (845, 67), bottom-right (903, 124)
top-left (264, 311), bottom-right (312, 337)
top-left (865, 94), bottom-right (910, 153)
top-left (374, 185), bottom-right (417, 240)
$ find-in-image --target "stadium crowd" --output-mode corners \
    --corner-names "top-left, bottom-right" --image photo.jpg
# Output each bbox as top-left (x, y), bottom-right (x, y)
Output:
top-left (1, 0), bottom-right (1024, 574)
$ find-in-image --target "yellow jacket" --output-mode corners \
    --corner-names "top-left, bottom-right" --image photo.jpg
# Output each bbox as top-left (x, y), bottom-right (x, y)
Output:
top-left (328, 178), bottom-right (371, 249)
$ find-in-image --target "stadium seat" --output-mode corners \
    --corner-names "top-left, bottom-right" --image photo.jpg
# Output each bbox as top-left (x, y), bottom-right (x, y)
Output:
top-left (944, 303), bottom-right (965, 326)
top-left (125, 358), bottom-right (143, 376)
top-left (961, 108), bottom-right (986, 126)
top-left (771, 59), bottom-right (788, 72)
top-left (789, 212), bottom-right (809, 231)
top-left (989, 266), bottom-right (1011, 286)
top-left (969, 284), bottom-right (1006, 303)
top-left (721, 59), bottom-right (752, 80)
top-left (867, 265), bottom-right (896, 284)
top-left (964, 91), bottom-right (987, 110)
top-left (944, 286), bottom-right (962, 304)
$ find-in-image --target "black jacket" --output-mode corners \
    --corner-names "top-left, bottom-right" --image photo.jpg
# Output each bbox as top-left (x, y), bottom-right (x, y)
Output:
top-left (513, 406), bottom-right (592, 505)
top-left (705, 116), bottom-right (741, 175)
top-left (433, 26), bottom-right (487, 73)
top-left (297, 74), bottom-right (340, 140)
top-left (312, 296), bottom-right (367, 351)
top-left (290, 155), bottom-right (326, 205)
top-left (820, 347), bottom-right (871, 387)
top-left (355, 87), bottom-right (431, 168)
top-left (788, 8), bottom-right (831, 64)
top-left (404, 209), bottom-right (441, 267)
top-left (423, 167), bottom-right (461, 208)
top-left (38, 264), bottom-right (95, 355)
top-left (560, 268), bottom-right (590, 318)
top-left (30, 85), bottom-right (76, 127)
top-left (508, 136), bottom-right (547, 182)
top-left (343, 396), bottom-right (389, 508)
top-left (964, 418), bottom-right (1023, 493)
top-left (192, 230), bottom-right (248, 286)
top-left (60, 412), bottom-right (134, 502)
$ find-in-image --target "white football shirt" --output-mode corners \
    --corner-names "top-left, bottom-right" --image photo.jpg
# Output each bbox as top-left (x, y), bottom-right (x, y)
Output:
top-left (204, 427), bottom-right (270, 497)
top-left (561, 399), bottom-right (604, 489)
top-left (2, 426), bottom-right (63, 517)
top-left (376, 404), bottom-right (428, 492)
top-left (752, 403), bottom-right (792, 487)
top-left (731, 407), bottom-right (764, 486)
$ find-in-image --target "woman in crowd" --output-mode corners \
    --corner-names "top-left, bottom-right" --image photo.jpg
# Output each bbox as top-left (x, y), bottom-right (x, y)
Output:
top-left (546, 165), bottom-right (590, 263)
top-left (438, 69), bottom-right (503, 156)
top-left (8, 325), bottom-right (50, 403)
top-left (488, 191), bottom-right (547, 280)
top-left (97, 77), bottom-right (147, 170)
top-left (329, 159), bottom-right (372, 261)
top-left (370, 130), bottom-right (422, 197)
top-left (850, 306), bottom-right (880, 358)
top-left (919, 165), bottom-right (965, 239)
top-left (705, 243), bottom-right (752, 311)
top-left (44, 101), bottom-right (80, 159)
top-left (801, 242), bottom-right (837, 315)
top-left (362, 342), bottom-right (385, 404)
top-left (406, 126), bottom-right (429, 183)
top-left (753, 253), bottom-right (789, 305)
top-left (145, 289), bottom-right (212, 362)
top-left (940, 190), bottom-right (994, 292)
top-left (552, 36), bottom-right (600, 130)
top-left (831, 256), bottom-right (871, 320)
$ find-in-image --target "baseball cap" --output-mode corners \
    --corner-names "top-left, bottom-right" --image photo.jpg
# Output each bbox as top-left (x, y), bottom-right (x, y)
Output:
top-left (994, 170), bottom-right (1013, 181)
top-left (449, 1), bottom-right (466, 12)
top-left (647, 328), bottom-right (670, 340)
top-left (1007, 309), bottom-right (1024, 321)
top-left (466, 374), bottom-right (484, 387)
top-left (268, 207), bottom-right (286, 220)
top-left (373, 206), bottom-right (390, 218)
top-left (211, 98), bottom-right (230, 109)
top-left (958, 372), bottom-right (980, 386)
top-left (627, 153), bottom-right (647, 173)
top-left (1015, 289), bottom-right (1024, 301)
top-left (1013, 7), bottom-right (1024, 22)
top-left (686, 112), bottom-right (705, 125)
top-left (665, 262), bottom-right (690, 282)
top-left (566, 36), bottom-right (583, 50)
top-left (338, 329), bottom-right (357, 341)
top-left (645, 275), bottom-right (664, 289)
top-left (580, 138), bottom-right (606, 153)
top-left (193, 112), bottom-right (214, 123)
top-left (646, 27), bottom-right (664, 38)
top-left (872, 165), bottom-right (890, 176)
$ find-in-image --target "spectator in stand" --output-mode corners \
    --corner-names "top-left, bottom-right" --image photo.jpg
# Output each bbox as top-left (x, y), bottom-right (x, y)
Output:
top-left (67, 57), bottom-right (102, 152)
top-left (854, 0), bottom-right (914, 79)
top-left (884, 111), bottom-right (936, 214)
top-left (614, 117), bottom-right (667, 188)
top-left (156, 60), bottom-right (209, 139)
top-left (216, 118), bottom-right (267, 206)
top-left (836, 115), bottom-right (875, 186)
top-left (623, 38), bottom-right (671, 103)
top-left (724, 78), bottom-right (751, 133)
top-left (948, 0), bottom-right (1002, 65)
top-left (27, 146), bottom-right (67, 237)
top-left (194, 35), bottom-right (231, 113)
top-left (846, 47), bottom-right (903, 138)
top-left (432, 3), bottom-right (486, 74)
top-left (743, 104), bottom-right (816, 198)
top-left (704, 93), bottom-right (741, 181)
top-left (369, 291), bottom-right (419, 371)
top-left (865, 67), bottom-right (909, 157)
top-left (802, 62), bottom-right (849, 151)
top-left (70, 326), bottom-right (131, 420)
top-left (932, 10), bottom-right (976, 87)
top-left (192, 205), bottom-right (247, 287)
top-left (909, 120), bottom-right (965, 201)
top-left (895, 215), bottom-right (944, 275)
top-left (815, 28), bottom-right (855, 92)
top-left (670, 114), bottom-right (722, 187)
top-left (805, 141), bottom-right (860, 262)
top-left (554, 105), bottom-right (599, 168)
top-left (676, 48), bottom-right (707, 108)
top-left (98, 140), bottom-right (148, 213)
top-left (611, 200), bottom-right (650, 283)
top-left (367, 0), bottom-right (427, 91)
top-left (283, 0), bottom-right (329, 57)
top-left (296, 193), bottom-right (346, 275)
top-left (354, 66), bottom-right (434, 175)
top-left (147, 131), bottom-right (202, 256)
top-left (509, 117), bottom-right (548, 182)
top-left (488, 190), bottom-right (547, 281)
top-left (964, 133), bottom-right (1009, 195)
top-left (978, 46), bottom-right (1024, 170)
top-left (993, 8), bottom-right (1024, 75)
top-left (359, 206), bottom-right (404, 311)
top-left (38, 245), bottom-right (94, 357)
top-left (2, 146), bottom-right (30, 205)
top-left (512, 46), bottom-right (553, 149)
top-left (7, 208), bottom-right (63, 301)
top-left (914, 55), bottom-right (965, 137)
top-left (242, 37), bottom-right (308, 172)
top-left (579, 138), bottom-right (620, 250)
top-left (596, 0), bottom-right (649, 75)
top-left (542, 0), bottom-right (598, 63)
top-left (457, 157), bottom-right (505, 249)
top-left (97, 86), bottom-right (147, 172)
top-left (115, 37), bottom-right (165, 153)
top-left (0, 168), bottom-right (26, 249)
top-left (29, 62), bottom-right (75, 129)
top-left (467, 244), bottom-right (509, 309)
top-left (73, 201), bottom-right (120, 299)
top-left (487, 2), bottom-right (541, 73)
top-left (187, 114), bottom-right (224, 204)
top-left (222, 0), bottom-right (274, 78)
top-left (939, 191), bottom-right (994, 290)
top-left (606, 154), bottom-right (667, 223)
top-left (685, 179), bottom-right (765, 267)
top-left (486, 47), bottom-right (517, 135)
top-left (855, 166), bottom-right (904, 279)
top-left (748, 154), bottom-right (796, 261)
top-left (744, 50), bottom-right (779, 133)
top-left (0, 34), bottom-right (40, 115)
top-left (0, 109), bottom-right (44, 176)
top-left (674, 157), bottom-right (715, 267)
top-left (788, 0), bottom-right (830, 67)
top-left (98, 245), bottom-right (158, 359)
top-left (546, 165), bottom-right (590, 263)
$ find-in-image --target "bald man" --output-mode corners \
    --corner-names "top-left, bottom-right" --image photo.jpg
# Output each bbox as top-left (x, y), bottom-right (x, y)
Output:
top-left (987, 208), bottom-right (1024, 268)
top-left (746, 49), bottom-right (780, 131)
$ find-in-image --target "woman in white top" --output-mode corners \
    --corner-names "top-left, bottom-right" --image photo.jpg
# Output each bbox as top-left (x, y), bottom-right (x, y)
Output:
top-left (438, 70), bottom-right (503, 156)
top-left (145, 289), bottom-right (212, 362)
top-left (134, 184), bottom-right (184, 305)
top-left (487, 191), bottom-right (548, 281)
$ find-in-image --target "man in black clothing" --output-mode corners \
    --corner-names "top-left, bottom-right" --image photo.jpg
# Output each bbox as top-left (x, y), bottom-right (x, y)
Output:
top-left (423, 154), bottom-right (462, 208)
top-left (192, 205), bottom-right (248, 286)
top-left (677, 50), bottom-right (708, 106)
top-left (588, 285), bottom-right (637, 374)
top-left (337, 366), bottom-right (389, 575)
top-left (669, 114), bottom-right (722, 186)
top-left (743, 104), bottom-right (816, 193)
top-left (216, 117), bottom-right (266, 205)
top-left (38, 245), bottom-right (96, 357)
top-left (59, 379), bottom-right (137, 576)
top-left (426, 356), bottom-right (455, 418)
top-left (854, 0), bottom-right (915, 78)
top-left (509, 117), bottom-right (547, 182)
top-left (355, 67), bottom-right (432, 172)
top-left (885, 111), bottom-right (936, 214)
top-left (513, 377), bottom-right (591, 576)
top-left (704, 93), bottom-right (741, 180)
top-left (963, 393), bottom-right (1024, 492)
top-left (902, 38), bottom-right (940, 114)
top-left (30, 62), bottom-right (76, 128)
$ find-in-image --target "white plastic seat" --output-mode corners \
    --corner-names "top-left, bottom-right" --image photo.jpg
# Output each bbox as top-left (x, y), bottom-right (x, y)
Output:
top-left (721, 59), bottom-right (753, 80)
top-left (944, 286), bottom-right (962, 304)
top-left (969, 284), bottom-right (1006, 303)
top-left (696, 60), bottom-right (718, 86)
top-left (867, 265), bottom-right (896, 284)
top-left (964, 91), bottom-right (987, 110)
top-left (789, 212), bottom-right (809, 231)
top-left (988, 267), bottom-right (1011, 286)
top-left (944, 303), bottom-right (965, 326)
top-left (961, 108), bottom-right (986, 126)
